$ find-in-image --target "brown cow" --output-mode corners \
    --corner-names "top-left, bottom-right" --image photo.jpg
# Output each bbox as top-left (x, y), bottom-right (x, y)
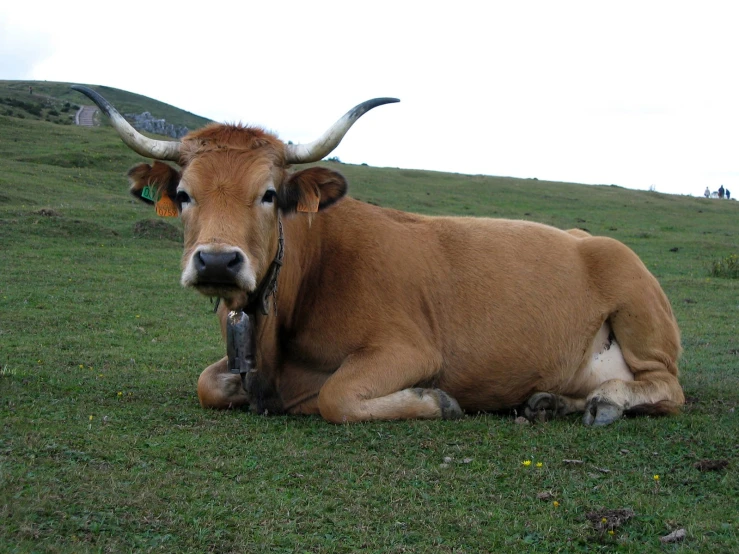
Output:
top-left (73, 85), bottom-right (684, 426)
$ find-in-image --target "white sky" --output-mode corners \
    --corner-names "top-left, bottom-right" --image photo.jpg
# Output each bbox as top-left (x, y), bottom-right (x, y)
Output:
top-left (2, 0), bottom-right (738, 196)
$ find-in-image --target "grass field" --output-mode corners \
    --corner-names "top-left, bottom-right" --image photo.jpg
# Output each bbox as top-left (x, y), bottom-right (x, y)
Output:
top-left (1, 86), bottom-right (737, 553)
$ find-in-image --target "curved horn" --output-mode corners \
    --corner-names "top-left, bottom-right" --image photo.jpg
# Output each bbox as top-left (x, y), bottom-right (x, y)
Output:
top-left (285, 97), bottom-right (399, 164)
top-left (71, 85), bottom-right (182, 162)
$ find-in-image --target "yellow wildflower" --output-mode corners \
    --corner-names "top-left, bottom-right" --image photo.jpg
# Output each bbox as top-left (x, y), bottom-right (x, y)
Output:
top-left (89, 415), bottom-right (93, 421)
top-left (553, 501), bottom-right (560, 508)
top-left (653, 474), bottom-right (660, 481)
top-left (536, 462), bottom-right (543, 468)
top-left (608, 530), bottom-right (614, 536)
top-left (522, 460), bottom-right (532, 467)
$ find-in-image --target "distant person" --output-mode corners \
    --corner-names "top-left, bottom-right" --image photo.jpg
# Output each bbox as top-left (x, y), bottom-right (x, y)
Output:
top-left (704, 186), bottom-right (710, 198)
top-left (718, 185), bottom-right (725, 199)
top-left (726, 189), bottom-right (731, 200)
top-left (29, 86), bottom-right (33, 95)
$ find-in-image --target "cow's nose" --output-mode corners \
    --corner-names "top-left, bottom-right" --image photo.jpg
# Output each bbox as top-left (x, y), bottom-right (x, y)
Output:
top-left (194, 250), bottom-right (244, 283)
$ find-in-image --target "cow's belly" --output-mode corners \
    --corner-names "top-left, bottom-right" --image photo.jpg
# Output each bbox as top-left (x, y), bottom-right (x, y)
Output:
top-left (556, 321), bottom-right (633, 398)
top-left (436, 320), bottom-right (633, 411)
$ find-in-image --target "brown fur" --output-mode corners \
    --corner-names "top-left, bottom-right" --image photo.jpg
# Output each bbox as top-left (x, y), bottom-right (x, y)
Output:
top-left (125, 124), bottom-right (685, 425)
top-left (566, 228), bottom-right (592, 239)
top-left (624, 400), bottom-right (682, 417)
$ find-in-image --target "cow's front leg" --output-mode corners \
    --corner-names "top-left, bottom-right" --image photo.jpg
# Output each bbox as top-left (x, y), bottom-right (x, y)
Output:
top-left (524, 392), bottom-right (587, 422)
top-left (197, 356), bottom-right (249, 409)
top-left (316, 344), bottom-right (462, 422)
top-left (197, 356), bottom-right (285, 414)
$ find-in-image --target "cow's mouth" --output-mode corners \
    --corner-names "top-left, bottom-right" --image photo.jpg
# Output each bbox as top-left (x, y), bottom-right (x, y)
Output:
top-left (195, 282), bottom-right (243, 296)
top-left (194, 283), bottom-right (250, 311)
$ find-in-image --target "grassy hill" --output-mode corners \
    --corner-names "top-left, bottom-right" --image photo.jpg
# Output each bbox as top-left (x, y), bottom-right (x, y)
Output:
top-left (0, 88), bottom-right (737, 552)
top-left (0, 79), bottom-right (211, 130)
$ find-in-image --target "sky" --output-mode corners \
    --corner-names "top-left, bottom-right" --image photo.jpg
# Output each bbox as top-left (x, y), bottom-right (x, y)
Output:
top-left (2, 0), bottom-right (738, 197)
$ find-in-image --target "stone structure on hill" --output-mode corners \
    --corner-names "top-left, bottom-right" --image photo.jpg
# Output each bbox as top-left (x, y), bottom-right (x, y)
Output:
top-left (124, 111), bottom-right (189, 139)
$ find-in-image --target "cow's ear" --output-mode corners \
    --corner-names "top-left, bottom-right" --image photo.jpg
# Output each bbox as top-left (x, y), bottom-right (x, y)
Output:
top-left (127, 161), bottom-right (180, 206)
top-left (278, 167), bottom-right (347, 214)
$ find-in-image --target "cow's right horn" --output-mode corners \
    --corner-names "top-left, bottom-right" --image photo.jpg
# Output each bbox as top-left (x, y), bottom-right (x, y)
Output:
top-left (71, 85), bottom-right (182, 162)
top-left (285, 97), bottom-right (399, 164)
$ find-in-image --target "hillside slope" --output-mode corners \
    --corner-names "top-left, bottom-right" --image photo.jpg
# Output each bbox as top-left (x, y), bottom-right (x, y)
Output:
top-left (0, 80), bottom-right (212, 131)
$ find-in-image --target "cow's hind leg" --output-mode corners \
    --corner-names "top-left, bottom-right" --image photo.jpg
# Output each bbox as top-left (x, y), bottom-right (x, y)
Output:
top-left (577, 240), bottom-right (685, 426)
top-left (317, 344), bottom-right (462, 423)
top-left (583, 374), bottom-right (683, 426)
top-left (583, 303), bottom-right (683, 426)
top-left (197, 356), bottom-right (250, 409)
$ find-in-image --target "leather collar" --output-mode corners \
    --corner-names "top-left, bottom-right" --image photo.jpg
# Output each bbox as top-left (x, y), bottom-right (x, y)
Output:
top-left (246, 216), bottom-right (284, 316)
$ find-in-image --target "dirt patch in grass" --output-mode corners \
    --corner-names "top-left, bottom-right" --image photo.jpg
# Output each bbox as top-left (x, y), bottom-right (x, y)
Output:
top-left (694, 459), bottom-right (729, 471)
top-left (586, 508), bottom-right (635, 532)
top-left (133, 218), bottom-right (182, 242)
top-left (35, 208), bottom-right (61, 217)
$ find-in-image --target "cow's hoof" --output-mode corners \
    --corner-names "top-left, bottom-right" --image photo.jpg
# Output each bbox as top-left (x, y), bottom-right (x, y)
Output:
top-left (411, 387), bottom-right (463, 419)
top-left (583, 397), bottom-right (623, 426)
top-left (524, 392), bottom-right (561, 422)
top-left (436, 389), bottom-right (464, 420)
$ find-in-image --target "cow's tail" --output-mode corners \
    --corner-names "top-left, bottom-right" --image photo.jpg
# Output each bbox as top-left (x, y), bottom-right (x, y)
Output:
top-left (624, 400), bottom-right (682, 418)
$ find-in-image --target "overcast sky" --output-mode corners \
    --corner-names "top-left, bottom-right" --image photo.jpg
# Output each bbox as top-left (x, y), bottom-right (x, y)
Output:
top-left (2, 1), bottom-right (738, 196)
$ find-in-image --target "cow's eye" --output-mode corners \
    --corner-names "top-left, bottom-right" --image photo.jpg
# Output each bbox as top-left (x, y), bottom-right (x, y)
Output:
top-left (176, 190), bottom-right (191, 208)
top-left (261, 189), bottom-right (277, 204)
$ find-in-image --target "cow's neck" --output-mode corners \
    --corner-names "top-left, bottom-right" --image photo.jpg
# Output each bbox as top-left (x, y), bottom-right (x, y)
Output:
top-left (247, 212), bottom-right (318, 350)
top-left (245, 217), bottom-right (285, 316)
top-left (237, 214), bottom-right (321, 415)
top-left (265, 212), bottom-right (321, 327)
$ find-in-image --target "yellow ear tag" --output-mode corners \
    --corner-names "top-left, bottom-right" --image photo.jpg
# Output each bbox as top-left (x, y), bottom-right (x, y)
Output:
top-left (297, 193), bottom-right (319, 213)
top-left (155, 195), bottom-right (178, 217)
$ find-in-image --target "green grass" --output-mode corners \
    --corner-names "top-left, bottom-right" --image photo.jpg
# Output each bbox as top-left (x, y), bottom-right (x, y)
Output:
top-left (710, 253), bottom-right (739, 279)
top-left (1, 92), bottom-right (738, 553)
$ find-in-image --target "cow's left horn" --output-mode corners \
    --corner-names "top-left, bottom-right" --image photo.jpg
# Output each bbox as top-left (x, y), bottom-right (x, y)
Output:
top-left (71, 85), bottom-right (182, 162)
top-left (285, 98), bottom-right (399, 164)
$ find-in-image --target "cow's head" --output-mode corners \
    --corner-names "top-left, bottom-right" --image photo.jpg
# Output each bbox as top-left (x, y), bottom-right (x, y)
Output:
top-left (72, 86), bottom-right (397, 310)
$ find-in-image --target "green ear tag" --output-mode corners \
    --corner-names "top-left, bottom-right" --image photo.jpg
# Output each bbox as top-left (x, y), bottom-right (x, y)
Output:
top-left (141, 185), bottom-right (156, 202)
